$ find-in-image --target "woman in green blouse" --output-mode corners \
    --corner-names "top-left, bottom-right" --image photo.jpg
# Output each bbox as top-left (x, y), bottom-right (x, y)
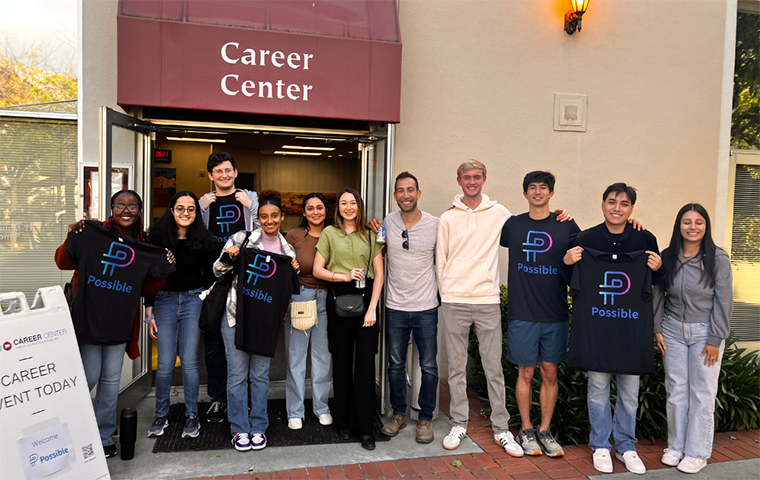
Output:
top-left (313, 188), bottom-right (384, 450)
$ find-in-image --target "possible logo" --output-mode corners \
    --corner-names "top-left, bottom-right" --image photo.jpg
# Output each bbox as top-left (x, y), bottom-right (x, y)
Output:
top-left (2, 341), bottom-right (11, 351)
top-left (101, 242), bottom-right (135, 276)
top-left (216, 205), bottom-right (242, 233)
top-left (599, 271), bottom-right (631, 306)
top-left (29, 453), bottom-right (39, 467)
top-left (522, 231), bottom-right (553, 262)
top-left (246, 254), bottom-right (277, 286)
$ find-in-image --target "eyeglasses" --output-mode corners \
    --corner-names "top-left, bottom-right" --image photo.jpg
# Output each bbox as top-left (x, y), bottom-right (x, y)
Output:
top-left (113, 203), bottom-right (140, 213)
top-left (173, 206), bottom-right (197, 215)
top-left (401, 229), bottom-right (409, 250)
top-left (212, 168), bottom-right (235, 176)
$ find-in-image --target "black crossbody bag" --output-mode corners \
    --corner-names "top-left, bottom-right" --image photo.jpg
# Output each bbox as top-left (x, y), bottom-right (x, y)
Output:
top-left (332, 230), bottom-right (373, 318)
top-left (198, 231), bottom-right (252, 333)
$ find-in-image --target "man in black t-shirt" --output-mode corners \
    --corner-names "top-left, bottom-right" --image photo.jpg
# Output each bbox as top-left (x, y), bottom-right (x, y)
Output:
top-left (199, 152), bottom-right (260, 423)
top-left (500, 172), bottom-right (579, 458)
top-left (563, 183), bottom-right (663, 476)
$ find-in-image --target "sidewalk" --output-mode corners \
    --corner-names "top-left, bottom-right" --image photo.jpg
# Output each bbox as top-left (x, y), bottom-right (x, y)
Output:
top-left (170, 381), bottom-right (759, 480)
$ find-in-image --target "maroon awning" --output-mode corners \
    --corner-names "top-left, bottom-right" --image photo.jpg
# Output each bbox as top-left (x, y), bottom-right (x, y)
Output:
top-left (117, 0), bottom-right (402, 123)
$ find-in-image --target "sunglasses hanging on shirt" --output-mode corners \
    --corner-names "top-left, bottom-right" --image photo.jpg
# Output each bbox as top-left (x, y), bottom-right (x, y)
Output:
top-left (402, 229), bottom-right (409, 250)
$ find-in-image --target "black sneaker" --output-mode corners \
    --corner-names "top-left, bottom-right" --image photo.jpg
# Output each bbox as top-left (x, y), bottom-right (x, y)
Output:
top-left (182, 415), bottom-right (201, 438)
top-left (147, 416), bottom-right (169, 437)
top-left (206, 401), bottom-right (227, 423)
top-left (103, 444), bottom-right (117, 458)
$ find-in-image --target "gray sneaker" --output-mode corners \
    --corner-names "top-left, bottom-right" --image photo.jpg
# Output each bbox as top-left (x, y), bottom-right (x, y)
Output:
top-left (537, 429), bottom-right (564, 457)
top-left (182, 415), bottom-right (201, 438)
top-left (147, 416), bottom-right (168, 437)
top-left (516, 429), bottom-right (542, 456)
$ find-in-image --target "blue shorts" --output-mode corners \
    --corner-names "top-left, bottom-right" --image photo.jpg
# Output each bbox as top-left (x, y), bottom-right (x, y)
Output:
top-left (506, 319), bottom-right (568, 366)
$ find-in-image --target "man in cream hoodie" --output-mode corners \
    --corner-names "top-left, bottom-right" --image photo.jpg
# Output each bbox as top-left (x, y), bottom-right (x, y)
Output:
top-left (436, 160), bottom-right (524, 456)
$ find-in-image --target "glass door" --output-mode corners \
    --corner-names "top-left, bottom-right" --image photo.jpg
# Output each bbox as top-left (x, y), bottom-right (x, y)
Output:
top-left (99, 107), bottom-right (155, 404)
top-left (361, 124), bottom-right (395, 414)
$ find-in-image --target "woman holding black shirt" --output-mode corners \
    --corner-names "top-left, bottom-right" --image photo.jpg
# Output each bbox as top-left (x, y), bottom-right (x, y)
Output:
top-left (145, 191), bottom-right (218, 440)
top-left (55, 189), bottom-right (173, 458)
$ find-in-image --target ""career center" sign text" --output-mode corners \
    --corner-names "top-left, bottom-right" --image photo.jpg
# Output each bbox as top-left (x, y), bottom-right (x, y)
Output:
top-left (220, 42), bottom-right (314, 101)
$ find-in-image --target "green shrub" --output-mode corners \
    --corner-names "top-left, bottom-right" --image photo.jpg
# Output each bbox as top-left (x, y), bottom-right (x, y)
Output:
top-left (467, 287), bottom-right (760, 445)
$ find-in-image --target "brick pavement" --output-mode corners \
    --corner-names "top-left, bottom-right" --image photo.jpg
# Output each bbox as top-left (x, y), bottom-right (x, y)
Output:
top-left (179, 382), bottom-right (760, 480)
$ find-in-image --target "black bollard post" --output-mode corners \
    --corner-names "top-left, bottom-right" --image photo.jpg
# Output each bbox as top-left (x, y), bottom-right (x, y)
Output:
top-left (120, 407), bottom-right (137, 460)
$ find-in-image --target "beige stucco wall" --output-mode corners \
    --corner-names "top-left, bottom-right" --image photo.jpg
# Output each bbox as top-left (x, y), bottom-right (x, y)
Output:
top-left (395, 0), bottom-right (731, 264)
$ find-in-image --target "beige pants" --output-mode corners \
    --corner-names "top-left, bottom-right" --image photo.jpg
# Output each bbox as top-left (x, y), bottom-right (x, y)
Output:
top-left (441, 302), bottom-right (510, 434)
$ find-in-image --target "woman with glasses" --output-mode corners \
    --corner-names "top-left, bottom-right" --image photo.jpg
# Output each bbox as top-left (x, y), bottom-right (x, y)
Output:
top-left (55, 189), bottom-right (172, 458)
top-left (312, 188), bottom-right (385, 450)
top-left (145, 191), bottom-right (218, 440)
top-left (283, 193), bottom-right (333, 430)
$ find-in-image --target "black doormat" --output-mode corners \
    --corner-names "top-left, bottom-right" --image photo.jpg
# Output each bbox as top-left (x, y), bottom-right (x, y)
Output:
top-left (151, 399), bottom-right (390, 453)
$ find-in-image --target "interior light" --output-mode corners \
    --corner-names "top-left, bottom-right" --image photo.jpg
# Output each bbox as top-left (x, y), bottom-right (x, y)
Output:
top-left (565, 0), bottom-right (590, 35)
top-left (166, 137), bottom-right (226, 143)
top-left (281, 145), bottom-right (336, 151)
top-left (273, 151), bottom-right (322, 156)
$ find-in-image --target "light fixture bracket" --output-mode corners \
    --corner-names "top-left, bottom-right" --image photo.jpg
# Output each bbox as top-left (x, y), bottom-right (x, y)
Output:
top-left (564, 10), bottom-right (585, 35)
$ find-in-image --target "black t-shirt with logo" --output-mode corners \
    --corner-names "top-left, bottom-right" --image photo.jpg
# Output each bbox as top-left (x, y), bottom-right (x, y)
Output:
top-left (65, 221), bottom-right (176, 345)
top-left (235, 248), bottom-right (300, 357)
top-left (500, 213), bottom-right (580, 323)
top-left (208, 192), bottom-right (247, 246)
top-left (568, 249), bottom-right (654, 375)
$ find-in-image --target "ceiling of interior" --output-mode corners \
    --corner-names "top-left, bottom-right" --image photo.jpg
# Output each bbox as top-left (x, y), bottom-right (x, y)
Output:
top-left (156, 129), bottom-right (362, 159)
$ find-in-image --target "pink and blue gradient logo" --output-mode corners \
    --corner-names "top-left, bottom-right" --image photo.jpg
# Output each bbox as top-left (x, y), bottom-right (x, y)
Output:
top-left (522, 231), bottom-right (553, 262)
top-left (101, 242), bottom-right (135, 276)
top-left (217, 205), bottom-right (242, 233)
top-left (246, 254), bottom-right (277, 286)
top-left (599, 271), bottom-right (631, 306)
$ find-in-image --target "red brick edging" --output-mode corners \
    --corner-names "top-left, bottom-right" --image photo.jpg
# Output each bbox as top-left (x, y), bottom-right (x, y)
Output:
top-left (181, 381), bottom-right (760, 480)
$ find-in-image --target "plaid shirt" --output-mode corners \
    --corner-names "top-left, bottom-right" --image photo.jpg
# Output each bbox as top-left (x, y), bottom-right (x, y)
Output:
top-left (213, 229), bottom-right (297, 327)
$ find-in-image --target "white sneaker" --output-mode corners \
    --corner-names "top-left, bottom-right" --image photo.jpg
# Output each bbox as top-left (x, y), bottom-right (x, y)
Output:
top-left (661, 448), bottom-right (683, 467)
top-left (318, 413), bottom-right (333, 426)
top-left (593, 448), bottom-right (613, 473)
top-left (442, 425), bottom-right (467, 450)
top-left (494, 431), bottom-right (524, 457)
top-left (677, 456), bottom-right (707, 474)
top-left (287, 418), bottom-right (302, 430)
top-left (616, 451), bottom-right (646, 475)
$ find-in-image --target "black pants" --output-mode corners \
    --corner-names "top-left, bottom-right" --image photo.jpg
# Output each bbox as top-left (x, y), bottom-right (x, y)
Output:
top-left (327, 279), bottom-right (379, 435)
top-left (204, 329), bottom-right (227, 403)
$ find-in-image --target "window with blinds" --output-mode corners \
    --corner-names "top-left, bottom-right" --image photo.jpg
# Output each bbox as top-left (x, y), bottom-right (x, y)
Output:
top-left (730, 162), bottom-right (760, 342)
top-left (0, 116), bottom-right (78, 301)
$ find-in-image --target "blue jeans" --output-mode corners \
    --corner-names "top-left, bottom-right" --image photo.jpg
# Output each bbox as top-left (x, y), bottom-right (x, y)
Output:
top-left (153, 288), bottom-right (203, 418)
top-left (221, 314), bottom-right (271, 435)
top-left (587, 371), bottom-right (640, 453)
top-left (662, 316), bottom-right (724, 459)
top-left (284, 286), bottom-right (331, 419)
top-left (79, 342), bottom-right (127, 447)
top-left (386, 307), bottom-right (439, 421)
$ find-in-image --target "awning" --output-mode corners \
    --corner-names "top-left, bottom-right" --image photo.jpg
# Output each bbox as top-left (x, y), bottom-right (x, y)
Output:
top-left (117, 0), bottom-right (402, 123)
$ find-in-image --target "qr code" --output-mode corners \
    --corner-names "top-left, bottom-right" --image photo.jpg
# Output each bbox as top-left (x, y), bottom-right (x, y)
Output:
top-left (82, 443), bottom-right (94, 460)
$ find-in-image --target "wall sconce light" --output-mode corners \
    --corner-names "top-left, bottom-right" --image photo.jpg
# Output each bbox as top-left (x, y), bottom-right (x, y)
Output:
top-left (564, 0), bottom-right (590, 35)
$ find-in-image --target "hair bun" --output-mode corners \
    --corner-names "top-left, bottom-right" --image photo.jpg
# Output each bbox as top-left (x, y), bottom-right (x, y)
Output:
top-left (258, 190), bottom-right (281, 202)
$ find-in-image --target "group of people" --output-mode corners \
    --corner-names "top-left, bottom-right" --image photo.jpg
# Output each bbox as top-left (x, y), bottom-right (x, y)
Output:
top-left (56, 153), bottom-right (732, 476)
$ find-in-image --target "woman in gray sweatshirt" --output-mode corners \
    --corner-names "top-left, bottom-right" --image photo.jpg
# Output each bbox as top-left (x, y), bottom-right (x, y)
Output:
top-left (653, 203), bottom-right (733, 474)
